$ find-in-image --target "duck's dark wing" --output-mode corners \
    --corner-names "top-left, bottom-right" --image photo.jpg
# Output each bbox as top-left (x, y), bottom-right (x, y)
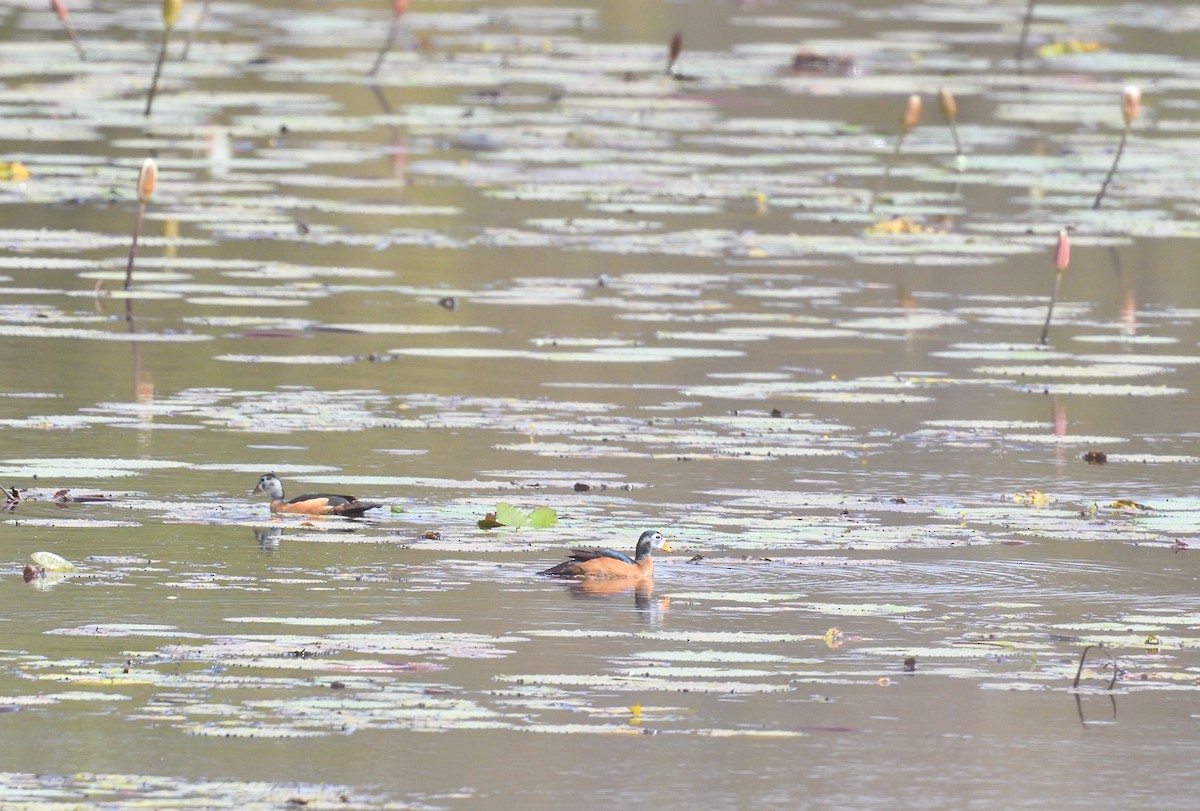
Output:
top-left (539, 548), bottom-right (636, 577)
top-left (286, 493), bottom-right (380, 517)
top-left (563, 548), bottom-right (636, 565)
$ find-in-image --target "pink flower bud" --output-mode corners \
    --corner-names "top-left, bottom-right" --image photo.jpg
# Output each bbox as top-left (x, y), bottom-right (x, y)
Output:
top-left (393, 0), bottom-right (409, 15)
top-left (1122, 85), bottom-right (1141, 126)
top-left (137, 158), bottom-right (157, 203)
top-left (1054, 229), bottom-right (1070, 273)
top-left (51, 0), bottom-right (69, 21)
top-left (902, 94), bottom-right (921, 132)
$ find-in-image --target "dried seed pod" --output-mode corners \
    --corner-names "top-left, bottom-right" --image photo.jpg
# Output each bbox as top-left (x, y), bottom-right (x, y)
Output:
top-left (937, 86), bottom-right (956, 120)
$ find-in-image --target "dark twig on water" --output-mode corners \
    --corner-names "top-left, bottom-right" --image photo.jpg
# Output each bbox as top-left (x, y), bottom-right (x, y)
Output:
top-left (1093, 86), bottom-right (1141, 209)
top-left (1072, 643), bottom-right (1120, 690)
top-left (1039, 229), bottom-right (1070, 346)
top-left (367, 0), bottom-right (410, 78)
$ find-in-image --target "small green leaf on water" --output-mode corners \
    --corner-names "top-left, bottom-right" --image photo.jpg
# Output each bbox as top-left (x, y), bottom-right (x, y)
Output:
top-left (31, 551), bottom-right (74, 571)
top-left (494, 502), bottom-right (558, 529)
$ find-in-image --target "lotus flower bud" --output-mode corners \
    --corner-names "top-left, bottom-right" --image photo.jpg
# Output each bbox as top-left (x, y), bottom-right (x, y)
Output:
top-left (938, 86), bottom-right (956, 120)
top-left (902, 94), bottom-right (921, 132)
top-left (163, 0), bottom-right (183, 28)
top-left (137, 158), bottom-right (157, 203)
top-left (1054, 229), bottom-right (1070, 273)
top-left (51, 0), bottom-right (69, 21)
top-left (1122, 85), bottom-right (1141, 126)
top-left (393, 0), bottom-right (409, 15)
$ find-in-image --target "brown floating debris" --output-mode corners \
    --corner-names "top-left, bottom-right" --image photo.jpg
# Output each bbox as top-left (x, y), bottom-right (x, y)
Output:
top-left (1082, 450), bottom-right (1107, 464)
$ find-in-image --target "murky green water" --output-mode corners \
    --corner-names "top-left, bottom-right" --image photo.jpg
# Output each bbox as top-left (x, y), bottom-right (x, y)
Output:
top-left (2, 0), bottom-right (1199, 808)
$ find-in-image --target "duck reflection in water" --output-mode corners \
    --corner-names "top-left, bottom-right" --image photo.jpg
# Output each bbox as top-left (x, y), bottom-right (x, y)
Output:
top-left (564, 577), bottom-right (671, 625)
top-left (254, 526), bottom-right (284, 551)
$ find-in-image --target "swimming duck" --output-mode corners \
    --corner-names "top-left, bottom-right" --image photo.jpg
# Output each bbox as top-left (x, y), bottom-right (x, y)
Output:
top-left (252, 473), bottom-right (381, 518)
top-left (539, 530), bottom-right (672, 579)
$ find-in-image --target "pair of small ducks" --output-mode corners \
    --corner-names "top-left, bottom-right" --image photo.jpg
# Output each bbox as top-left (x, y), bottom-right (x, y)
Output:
top-left (252, 473), bottom-right (672, 579)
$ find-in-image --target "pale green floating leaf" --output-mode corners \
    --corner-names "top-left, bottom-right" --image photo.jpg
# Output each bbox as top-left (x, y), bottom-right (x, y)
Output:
top-left (1002, 434), bottom-right (1129, 445)
top-left (698, 728), bottom-right (806, 738)
top-left (30, 551), bottom-right (75, 571)
top-left (519, 630), bottom-right (633, 639)
top-left (974, 364), bottom-right (1167, 379)
top-left (214, 354), bottom-right (361, 365)
top-left (630, 649), bottom-right (797, 664)
top-left (223, 616), bottom-right (380, 627)
top-left (12, 519), bottom-right (140, 528)
top-left (922, 419), bottom-right (1051, 430)
top-left (186, 297), bottom-right (310, 307)
top-left (0, 325), bottom-right (209, 341)
top-left (494, 501), bottom-right (558, 529)
top-left (494, 673), bottom-right (793, 693)
top-left (616, 666), bottom-right (780, 679)
top-left (854, 646), bottom-right (1017, 659)
top-left (183, 724), bottom-right (329, 738)
top-left (802, 602), bottom-right (928, 616)
top-left (637, 631), bottom-right (818, 644)
top-left (521, 723), bottom-right (645, 735)
top-left (1014, 383), bottom-right (1185, 396)
top-left (668, 591), bottom-right (804, 603)
top-left (1071, 335), bottom-right (1178, 345)
top-left (1103, 454), bottom-right (1200, 464)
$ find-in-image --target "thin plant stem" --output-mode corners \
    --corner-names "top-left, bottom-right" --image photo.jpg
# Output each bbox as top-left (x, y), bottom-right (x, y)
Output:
top-left (1092, 126), bottom-right (1129, 209)
top-left (1072, 644), bottom-right (1119, 690)
top-left (124, 201), bottom-right (147, 291)
top-left (1039, 269), bottom-right (1062, 345)
top-left (1015, 0), bottom-right (1037, 69)
top-left (946, 118), bottom-right (962, 161)
top-left (144, 26), bottom-right (173, 117)
top-left (61, 19), bottom-right (88, 60)
top-left (367, 13), bottom-right (402, 77)
top-left (180, 0), bottom-right (212, 61)
top-left (868, 131), bottom-right (907, 213)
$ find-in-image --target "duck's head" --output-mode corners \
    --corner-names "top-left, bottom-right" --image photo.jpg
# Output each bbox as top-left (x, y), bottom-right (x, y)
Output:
top-left (634, 530), bottom-right (672, 560)
top-left (252, 473), bottom-right (284, 499)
